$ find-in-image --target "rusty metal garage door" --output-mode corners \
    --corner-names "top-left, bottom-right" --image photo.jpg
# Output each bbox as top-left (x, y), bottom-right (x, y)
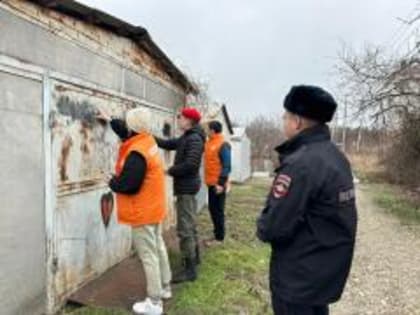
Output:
top-left (48, 80), bottom-right (176, 308)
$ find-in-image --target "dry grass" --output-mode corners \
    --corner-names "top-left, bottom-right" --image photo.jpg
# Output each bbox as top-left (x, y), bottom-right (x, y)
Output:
top-left (348, 152), bottom-right (387, 183)
top-left (350, 152), bottom-right (420, 225)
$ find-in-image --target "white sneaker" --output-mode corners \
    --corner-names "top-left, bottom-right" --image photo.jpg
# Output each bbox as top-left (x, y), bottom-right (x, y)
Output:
top-left (132, 298), bottom-right (163, 315)
top-left (161, 285), bottom-right (172, 300)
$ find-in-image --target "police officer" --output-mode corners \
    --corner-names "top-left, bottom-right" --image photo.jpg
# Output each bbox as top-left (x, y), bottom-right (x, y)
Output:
top-left (257, 85), bottom-right (357, 315)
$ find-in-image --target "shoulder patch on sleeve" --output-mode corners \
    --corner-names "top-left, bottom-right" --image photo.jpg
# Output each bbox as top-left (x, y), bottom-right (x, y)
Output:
top-left (272, 174), bottom-right (292, 198)
top-left (339, 188), bottom-right (355, 203)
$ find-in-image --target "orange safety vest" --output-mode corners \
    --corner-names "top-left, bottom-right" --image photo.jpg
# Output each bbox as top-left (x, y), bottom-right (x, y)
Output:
top-left (115, 133), bottom-right (166, 226)
top-left (204, 133), bottom-right (226, 186)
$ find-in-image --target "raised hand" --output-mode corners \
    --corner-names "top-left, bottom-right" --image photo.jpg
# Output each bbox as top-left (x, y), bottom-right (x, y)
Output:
top-left (96, 108), bottom-right (112, 122)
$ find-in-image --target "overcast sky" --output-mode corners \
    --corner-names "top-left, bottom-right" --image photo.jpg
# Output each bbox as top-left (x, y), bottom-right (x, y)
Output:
top-left (80, 0), bottom-right (417, 122)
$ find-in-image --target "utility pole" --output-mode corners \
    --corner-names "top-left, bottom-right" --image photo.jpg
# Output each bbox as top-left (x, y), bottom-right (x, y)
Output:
top-left (332, 107), bottom-right (338, 143)
top-left (356, 119), bottom-right (363, 153)
top-left (342, 99), bottom-right (348, 153)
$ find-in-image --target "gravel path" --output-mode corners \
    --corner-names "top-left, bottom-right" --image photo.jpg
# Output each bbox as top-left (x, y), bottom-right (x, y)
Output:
top-left (332, 185), bottom-right (420, 315)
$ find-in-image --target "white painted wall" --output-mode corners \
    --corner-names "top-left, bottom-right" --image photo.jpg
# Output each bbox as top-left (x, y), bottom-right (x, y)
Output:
top-left (231, 130), bottom-right (252, 183)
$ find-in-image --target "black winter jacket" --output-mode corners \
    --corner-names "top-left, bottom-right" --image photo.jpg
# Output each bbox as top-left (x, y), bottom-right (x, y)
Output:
top-left (156, 125), bottom-right (205, 195)
top-left (257, 125), bottom-right (357, 305)
top-left (108, 119), bottom-right (146, 195)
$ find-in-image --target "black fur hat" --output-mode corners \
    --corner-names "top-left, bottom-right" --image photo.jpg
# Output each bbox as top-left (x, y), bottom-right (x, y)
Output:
top-left (284, 85), bottom-right (337, 123)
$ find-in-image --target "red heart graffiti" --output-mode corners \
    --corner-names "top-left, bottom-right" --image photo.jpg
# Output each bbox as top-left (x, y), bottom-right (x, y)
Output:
top-left (100, 192), bottom-right (114, 228)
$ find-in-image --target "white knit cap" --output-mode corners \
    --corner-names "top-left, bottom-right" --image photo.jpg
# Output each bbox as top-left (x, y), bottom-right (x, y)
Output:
top-left (126, 107), bottom-right (152, 133)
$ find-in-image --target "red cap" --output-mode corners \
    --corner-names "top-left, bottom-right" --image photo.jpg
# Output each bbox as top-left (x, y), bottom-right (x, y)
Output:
top-left (181, 107), bottom-right (201, 122)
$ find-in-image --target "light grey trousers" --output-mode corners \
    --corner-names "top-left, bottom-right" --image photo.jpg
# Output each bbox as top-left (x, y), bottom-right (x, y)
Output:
top-left (132, 224), bottom-right (172, 300)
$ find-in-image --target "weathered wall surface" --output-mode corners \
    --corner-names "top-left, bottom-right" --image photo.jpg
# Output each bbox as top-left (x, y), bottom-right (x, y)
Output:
top-left (0, 1), bottom-right (187, 313)
top-left (231, 136), bottom-right (252, 183)
top-left (0, 71), bottom-right (46, 315)
top-left (0, 1), bottom-right (185, 109)
top-left (49, 82), bottom-right (177, 302)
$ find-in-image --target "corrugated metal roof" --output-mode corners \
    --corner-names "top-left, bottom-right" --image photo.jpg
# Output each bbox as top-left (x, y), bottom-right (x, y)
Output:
top-left (29, 0), bottom-right (197, 94)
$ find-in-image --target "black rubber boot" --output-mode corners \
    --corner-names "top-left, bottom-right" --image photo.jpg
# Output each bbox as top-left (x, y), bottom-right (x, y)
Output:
top-left (171, 258), bottom-right (197, 284)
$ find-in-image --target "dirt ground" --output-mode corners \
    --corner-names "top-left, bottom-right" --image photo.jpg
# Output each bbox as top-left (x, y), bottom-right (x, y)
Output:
top-left (332, 185), bottom-right (420, 315)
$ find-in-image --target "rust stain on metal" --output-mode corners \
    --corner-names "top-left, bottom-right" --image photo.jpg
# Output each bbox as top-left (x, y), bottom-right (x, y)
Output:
top-left (80, 143), bottom-right (90, 155)
top-left (56, 263), bottom-right (97, 304)
top-left (80, 124), bottom-right (90, 155)
top-left (123, 47), bottom-right (171, 83)
top-left (59, 135), bottom-right (73, 182)
top-left (57, 178), bottom-right (106, 196)
top-left (55, 85), bottom-right (70, 93)
top-left (49, 110), bottom-right (58, 130)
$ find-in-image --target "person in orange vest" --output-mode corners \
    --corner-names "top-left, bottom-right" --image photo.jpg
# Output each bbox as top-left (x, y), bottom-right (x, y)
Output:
top-left (257, 86), bottom-right (357, 315)
top-left (204, 121), bottom-right (232, 246)
top-left (97, 107), bottom-right (171, 315)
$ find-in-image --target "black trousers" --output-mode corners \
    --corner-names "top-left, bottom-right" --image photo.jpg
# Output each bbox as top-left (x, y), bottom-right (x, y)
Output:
top-left (208, 186), bottom-right (226, 241)
top-left (272, 297), bottom-right (329, 315)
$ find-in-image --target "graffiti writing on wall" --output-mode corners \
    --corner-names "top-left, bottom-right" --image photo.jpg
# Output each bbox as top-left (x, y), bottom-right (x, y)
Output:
top-left (51, 84), bottom-right (174, 197)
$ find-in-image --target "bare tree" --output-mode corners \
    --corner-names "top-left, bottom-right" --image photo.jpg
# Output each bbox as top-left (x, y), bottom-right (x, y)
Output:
top-left (335, 43), bottom-right (420, 187)
top-left (246, 115), bottom-right (283, 172)
top-left (186, 77), bottom-right (212, 115)
top-left (335, 44), bottom-right (420, 129)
